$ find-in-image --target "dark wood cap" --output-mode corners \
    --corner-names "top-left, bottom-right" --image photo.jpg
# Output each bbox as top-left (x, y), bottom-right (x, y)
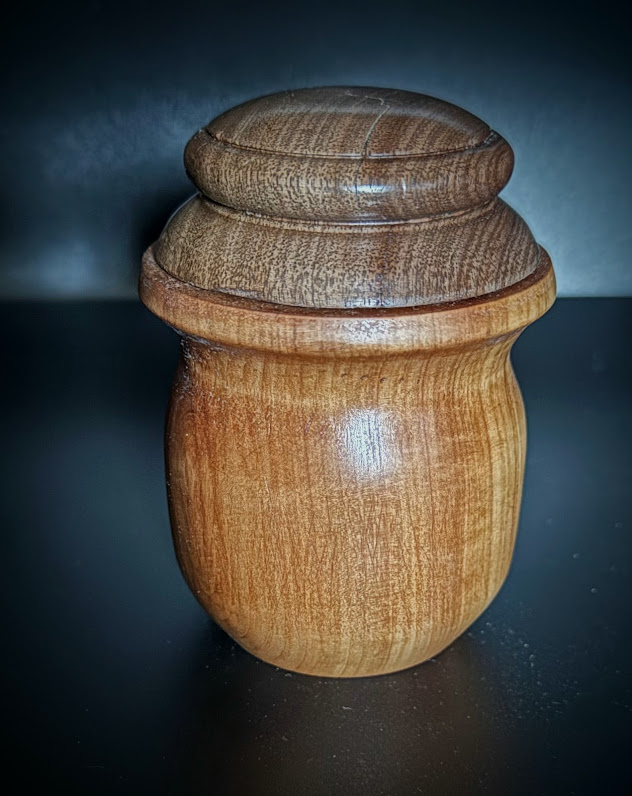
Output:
top-left (184, 87), bottom-right (513, 222)
top-left (155, 87), bottom-right (543, 309)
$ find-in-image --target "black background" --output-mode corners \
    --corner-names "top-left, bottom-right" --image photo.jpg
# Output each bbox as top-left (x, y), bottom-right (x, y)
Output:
top-left (1, 1), bottom-right (630, 793)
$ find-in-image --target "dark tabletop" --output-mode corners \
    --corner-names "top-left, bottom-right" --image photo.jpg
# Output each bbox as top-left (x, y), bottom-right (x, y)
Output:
top-left (2, 298), bottom-right (630, 795)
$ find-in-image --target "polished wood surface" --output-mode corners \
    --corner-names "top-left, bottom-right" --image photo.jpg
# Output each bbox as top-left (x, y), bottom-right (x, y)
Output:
top-left (184, 87), bottom-right (514, 222)
top-left (140, 87), bottom-right (556, 677)
top-left (156, 195), bottom-right (539, 309)
top-left (160, 87), bottom-right (535, 309)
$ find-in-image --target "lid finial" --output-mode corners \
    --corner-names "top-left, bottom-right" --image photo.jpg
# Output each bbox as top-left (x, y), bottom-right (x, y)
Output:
top-left (184, 86), bottom-right (514, 222)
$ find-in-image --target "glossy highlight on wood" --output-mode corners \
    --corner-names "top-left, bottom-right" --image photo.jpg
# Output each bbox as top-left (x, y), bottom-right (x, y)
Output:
top-left (140, 87), bottom-right (556, 677)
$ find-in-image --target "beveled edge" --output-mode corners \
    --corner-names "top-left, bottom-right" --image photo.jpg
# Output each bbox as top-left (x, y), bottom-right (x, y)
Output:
top-left (140, 244), bottom-right (556, 357)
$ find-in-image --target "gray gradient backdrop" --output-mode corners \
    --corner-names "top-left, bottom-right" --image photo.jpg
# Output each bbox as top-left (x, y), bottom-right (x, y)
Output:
top-left (1, 0), bottom-right (629, 299)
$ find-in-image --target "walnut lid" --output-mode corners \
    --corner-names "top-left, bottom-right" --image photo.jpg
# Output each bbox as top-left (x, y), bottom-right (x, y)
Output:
top-left (155, 87), bottom-right (541, 309)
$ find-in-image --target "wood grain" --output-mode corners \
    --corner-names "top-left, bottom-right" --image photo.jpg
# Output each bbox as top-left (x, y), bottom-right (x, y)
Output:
top-left (140, 86), bottom-right (556, 677)
top-left (184, 87), bottom-right (514, 222)
top-left (158, 87), bottom-right (534, 308)
top-left (141, 247), bottom-right (555, 676)
top-left (156, 194), bottom-right (539, 309)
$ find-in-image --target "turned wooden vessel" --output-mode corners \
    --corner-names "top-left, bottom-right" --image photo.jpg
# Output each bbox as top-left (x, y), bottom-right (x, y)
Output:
top-left (140, 87), bottom-right (556, 677)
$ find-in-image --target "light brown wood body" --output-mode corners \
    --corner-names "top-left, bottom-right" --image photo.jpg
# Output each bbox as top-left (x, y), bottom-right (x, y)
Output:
top-left (141, 247), bottom-right (555, 677)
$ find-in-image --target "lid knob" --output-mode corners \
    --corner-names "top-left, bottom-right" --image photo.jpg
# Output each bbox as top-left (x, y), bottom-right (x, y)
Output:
top-left (184, 87), bottom-right (514, 222)
top-left (155, 86), bottom-right (541, 309)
